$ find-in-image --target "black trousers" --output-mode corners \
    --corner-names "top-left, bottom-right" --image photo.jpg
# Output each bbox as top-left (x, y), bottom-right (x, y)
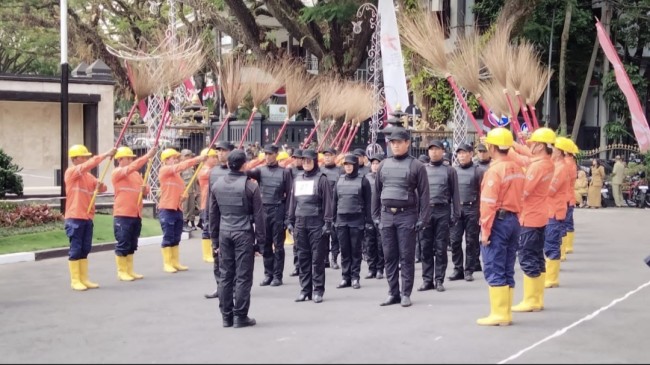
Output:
top-left (381, 208), bottom-right (417, 297)
top-left (261, 204), bottom-right (286, 280)
top-left (421, 205), bottom-right (450, 284)
top-left (211, 239), bottom-right (220, 288)
top-left (337, 225), bottom-right (363, 282)
top-left (295, 217), bottom-right (327, 296)
top-left (450, 205), bottom-right (480, 273)
top-left (365, 223), bottom-right (384, 274)
top-left (324, 228), bottom-right (340, 263)
top-left (218, 230), bottom-right (255, 319)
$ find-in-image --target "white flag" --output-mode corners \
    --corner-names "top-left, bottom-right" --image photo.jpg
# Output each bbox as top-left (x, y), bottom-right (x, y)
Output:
top-left (379, 0), bottom-right (409, 114)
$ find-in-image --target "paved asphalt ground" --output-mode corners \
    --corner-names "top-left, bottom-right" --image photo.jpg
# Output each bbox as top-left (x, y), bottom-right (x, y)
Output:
top-left (1, 208), bottom-right (649, 363)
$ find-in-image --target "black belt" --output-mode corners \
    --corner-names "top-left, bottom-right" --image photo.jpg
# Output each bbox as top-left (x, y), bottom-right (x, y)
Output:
top-left (383, 206), bottom-right (408, 214)
top-left (430, 203), bottom-right (449, 207)
top-left (496, 209), bottom-right (516, 220)
top-left (461, 201), bottom-right (476, 206)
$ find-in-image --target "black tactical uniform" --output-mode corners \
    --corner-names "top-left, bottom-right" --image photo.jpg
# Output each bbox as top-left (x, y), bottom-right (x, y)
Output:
top-left (289, 148), bottom-right (303, 277)
top-left (320, 147), bottom-right (342, 269)
top-left (450, 143), bottom-right (484, 282)
top-left (204, 141), bottom-right (234, 299)
top-left (363, 153), bottom-right (385, 279)
top-left (209, 150), bottom-right (266, 328)
top-left (415, 154), bottom-right (430, 263)
top-left (333, 154), bottom-right (373, 289)
top-left (418, 140), bottom-right (460, 293)
top-left (476, 143), bottom-right (491, 173)
top-left (247, 144), bottom-right (293, 287)
top-left (372, 129), bottom-right (430, 307)
top-left (353, 148), bottom-right (371, 177)
top-left (286, 149), bottom-right (334, 303)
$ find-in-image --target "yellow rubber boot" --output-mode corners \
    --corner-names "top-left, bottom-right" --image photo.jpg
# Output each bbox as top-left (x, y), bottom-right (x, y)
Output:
top-left (126, 254), bottom-right (144, 279)
top-left (566, 231), bottom-right (574, 253)
top-left (201, 239), bottom-right (214, 263)
top-left (512, 275), bottom-right (542, 312)
top-left (115, 256), bottom-right (135, 281)
top-left (544, 259), bottom-right (560, 288)
top-left (68, 260), bottom-right (87, 291)
top-left (171, 245), bottom-right (189, 271)
top-left (560, 236), bottom-right (567, 261)
top-left (285, 229), bottom-right (294, 245)
top-left (476, 286), bottom-right (511, 326)
top-left (162, 247), bottom-right (177, 273)
top-left (536, 274), bottom-right (546, 310)
top-left (79, 258), bottom-right (99, 289)
top-left (508, 287), bottom-right (514, 323)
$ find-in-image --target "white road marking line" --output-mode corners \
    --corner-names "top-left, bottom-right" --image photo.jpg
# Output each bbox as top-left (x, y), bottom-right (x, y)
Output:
top-left (498, 279), bottom-right (650, 364)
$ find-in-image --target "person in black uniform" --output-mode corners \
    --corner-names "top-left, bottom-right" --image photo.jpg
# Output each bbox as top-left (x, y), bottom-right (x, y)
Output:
top-left (418, 140), bottom-right (460, 293)
top-left (353, 148), bottom-right (370, 177)
top-left (204, 140), bottom-right (234, 299)
top-left (320, 147), bottom-right (341, 270)
top-left (415, 154), bottom-right (430, 263)
top-left (364, 153), bottom-right (385, 279)
top-left (289, 148), bottom-right (303, 277)
top-left (209, 149), bottom-right (266, 328)
top-left (333, 154), bottom-right (373, 289)
top-left (476, 143), bottom-right (491, 171)
top-left (449, 143), bottom-right (484, 282)
top-left (247, 144), bottom-right (293, 287)
top-left (286, 149), bottom-right (334, 303)
top-left (372, 128), bottom-right (430, 307)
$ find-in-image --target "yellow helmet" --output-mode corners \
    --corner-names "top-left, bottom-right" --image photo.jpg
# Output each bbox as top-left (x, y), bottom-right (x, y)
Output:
top-left (485, 127), bottom-right (514, 149)
top-left (200, 148), bottom-right (218, 157)
top-left (554, 137), bottom-right (573, 153)
top-left (569, 140), bottom-right (580, 154)
top-left (528, 127), bottom-right (556, 145)
top-left (161, 148), bottom-right (180, 161)
top-left (115, 146), bottom-right (136, 159)
top-left (277, 151), bottom-right (289, 161)
top-left (257, 151), bottom-right (265, 161)
top-left (68, 144), bottom-right (92, 158)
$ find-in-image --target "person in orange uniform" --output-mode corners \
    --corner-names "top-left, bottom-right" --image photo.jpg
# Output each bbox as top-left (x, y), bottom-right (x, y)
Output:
top-left (544, 137), bottom-right (573, 288)
top-left (111, 146), bottom-right (157, 281)
top-left (507, 128), bottom-right (556, 312)
top-left (158, 148), bottom-right (206, 273)
top-left (198, 147), bottom-right (219, 263)
top-left (65, 144), bottom-right (116, 291)
top-left (562, 140), bottom-right (579, 256)
top-left (477, 128), bottom-right (524, 326)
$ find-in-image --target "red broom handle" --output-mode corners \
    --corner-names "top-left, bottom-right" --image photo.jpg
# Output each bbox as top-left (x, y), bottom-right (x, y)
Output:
top-left (502, 90), bottom-right (523, 141)
top-left (446, 76), bottom-right (484, 137)
top-left (208, 112), bottom-right (233, 149)
top-left (331, 121), bottom-right (348, 149)
top-left (274, 118), bottom-right (290, 145)
top-left (238, 108), bottom-right (257, 149)
top-left (301, 119), bottom-right (321, 149)
top-left (528, 104), bottom-right (540, 130)
top-left (516, 93), bottom-right (533, 131)
top-left (342, 123), bottom-right (359, 153)
top-left (317, 121), bottom-right (336, 151)
top-left (334, 124), bottom-right (350, 151)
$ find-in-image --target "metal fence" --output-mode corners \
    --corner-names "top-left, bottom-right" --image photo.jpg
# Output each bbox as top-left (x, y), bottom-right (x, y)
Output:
top-left (409, 130), bottom-right (479, 158)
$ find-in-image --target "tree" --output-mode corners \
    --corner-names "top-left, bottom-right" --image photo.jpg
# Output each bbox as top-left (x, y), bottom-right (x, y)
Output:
top-left (0, 149), bottom-right (23, 198)
top-left (558, 0), bottom-right (574, 135)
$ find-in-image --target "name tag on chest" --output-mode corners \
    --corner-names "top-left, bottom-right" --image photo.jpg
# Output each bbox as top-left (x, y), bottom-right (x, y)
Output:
top-left (295, 180), bottom-right (315, 196)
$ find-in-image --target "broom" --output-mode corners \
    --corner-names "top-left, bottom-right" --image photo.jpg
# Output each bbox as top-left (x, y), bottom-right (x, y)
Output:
top-left (303, 78), bottom-right (346, 149)
top-left (480, 80), bottom-right (522, 141)
top-left (507, 41), bottom-right (540, 131)
top-left (273, 61), bottom-right (319, 145)
top-left (521, 63), bottom-right (553, 130)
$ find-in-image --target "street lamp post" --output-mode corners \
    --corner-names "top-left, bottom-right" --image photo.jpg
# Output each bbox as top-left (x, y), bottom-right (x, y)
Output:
top-left (60, 0), bottom-right (69, 214)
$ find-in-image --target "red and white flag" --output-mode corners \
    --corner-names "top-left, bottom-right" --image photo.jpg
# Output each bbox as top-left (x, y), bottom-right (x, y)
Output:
top-left (596, 19), bottom-right (650, 152)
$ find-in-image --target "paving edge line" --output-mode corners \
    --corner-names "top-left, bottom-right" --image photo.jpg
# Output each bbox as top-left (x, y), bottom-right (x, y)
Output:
top-left (0, 231), bottom-right (191, 265)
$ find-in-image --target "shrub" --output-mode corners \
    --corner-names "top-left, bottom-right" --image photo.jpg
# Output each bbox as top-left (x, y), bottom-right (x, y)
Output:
top-left (0, 149), bottom-right (23, 197)
top-left (0, 203), bottom-right (63, 228)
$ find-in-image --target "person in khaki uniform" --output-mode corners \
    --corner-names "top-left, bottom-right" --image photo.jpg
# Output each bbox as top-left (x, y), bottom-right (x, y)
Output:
top-left (587, 159), bottom-right (606, 208)
top-left (611, 155), bottom-right (626, 207)
top-left (574, 170), bottom-right (588, 207)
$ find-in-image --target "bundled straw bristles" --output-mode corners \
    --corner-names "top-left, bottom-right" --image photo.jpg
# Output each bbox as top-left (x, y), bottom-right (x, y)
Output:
top-left (219, 55), bottom-right (250, 114)
top-left (243, 58), bottom-right (290, 108)
top-left (318, 78), bottom-right (346, 120)
top-left (398, 11), bottom-right (448, 77)
top-left (507, 41), bottom-right (540, 98)
top-left (479, 81), bottom-right (520, 117)
top-left (522, 64), bottom-right (554, 106)
top-left (284, 65), bottom-right (319, 118)
top-left (448, 30), bottom-right (483, 94)
top-left (341, 82), bottom-right (375, 122)
top-left (480, 20), bottom-right (513, 88)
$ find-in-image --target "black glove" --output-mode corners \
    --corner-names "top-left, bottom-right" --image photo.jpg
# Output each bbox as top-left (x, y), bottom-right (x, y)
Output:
top-left (287, 223), bottom-right (294, 236)
top-left (450, 216), bottom-right (459, 226)
top-left (365, 223), bottom-right (375, 232)
top-left (322, 222), bottom-right (332, 236)
top-left (253, 241), bottom-right (261, 253)
top-left (373, 219), bottom-right (380, 227)
top-left (415, 220), bottom-right (425, 231)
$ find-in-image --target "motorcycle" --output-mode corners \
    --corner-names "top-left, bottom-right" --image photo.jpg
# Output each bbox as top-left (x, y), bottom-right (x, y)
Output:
top-left (632, 179), bottom-right (649, 208)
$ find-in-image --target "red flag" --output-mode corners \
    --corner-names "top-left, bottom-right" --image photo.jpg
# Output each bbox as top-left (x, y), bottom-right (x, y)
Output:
top-left (596, 19), bottom-right (650, 152)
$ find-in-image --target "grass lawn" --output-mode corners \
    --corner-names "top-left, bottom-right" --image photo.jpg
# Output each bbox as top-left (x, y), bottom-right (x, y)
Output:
top-left (0, 214), bottom-right (162, 255)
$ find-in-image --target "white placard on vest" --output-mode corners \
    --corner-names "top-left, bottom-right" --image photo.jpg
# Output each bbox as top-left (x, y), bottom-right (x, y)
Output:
top-left (294, 180), bottom-right (315, 196)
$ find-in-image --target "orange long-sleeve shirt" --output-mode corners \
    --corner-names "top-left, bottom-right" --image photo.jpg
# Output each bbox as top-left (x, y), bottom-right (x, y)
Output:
top-left (158, 156), bottom-right (203, 210)
top-left (479, 155), bottom-right (525, 240)
top-left (197, 164), bottom-right (213, 210)
top-left (64, 155), bottom-right (106, 220)
top-left (548, 158), bottom-right (571, 220)
top-left (111, 155), bottom-right (150, 218)
top-left (564, 155), bottom-right (578, 206)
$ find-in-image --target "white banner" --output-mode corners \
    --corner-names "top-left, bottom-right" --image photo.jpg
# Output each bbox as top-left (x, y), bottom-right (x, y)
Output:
top-left (379, 0), bottom-right (409, 114)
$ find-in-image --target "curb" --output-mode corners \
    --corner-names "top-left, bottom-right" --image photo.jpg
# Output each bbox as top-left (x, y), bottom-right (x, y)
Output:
top-left (0, 232), bottom-right (190, 265)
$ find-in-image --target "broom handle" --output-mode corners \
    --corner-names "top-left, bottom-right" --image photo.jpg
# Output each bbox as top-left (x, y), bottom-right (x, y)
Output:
top-left (274, 117), bottom-right (290, 145)
top-left (333, 122), bottom-right (350, 150)
top-left (86, 100), bottom-right (139, 214)
top-left (317, 121), bottom-right (336, 151)
top-left (516, 93), bottom-right (533, 131)
top-left (342, 123), bottom-right (358, 153)
top-left (476, 95), bottom-right (496, 128)
top-left (209, 112), bottom-right (232, 149)
top-left (331, 121), bottom-right (348, 149)
top-left (238, 108), bottom-right (257, 150)
top-left (502, 90), bottom-right (524, 142)
top-left (446, 76), bottom-right (484, 137)
top-left (302, 119), bottom-right (321, 149)
top-left (528, 104), bottom-right (540, 130)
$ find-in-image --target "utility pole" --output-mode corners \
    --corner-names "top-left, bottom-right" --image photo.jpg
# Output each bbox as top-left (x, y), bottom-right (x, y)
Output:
top-left (598, 3), bottom-right (611, 159)
top-left (544, 9), bottom-right (556, 126)
top-left (60, 0), bottom-right (69, 214)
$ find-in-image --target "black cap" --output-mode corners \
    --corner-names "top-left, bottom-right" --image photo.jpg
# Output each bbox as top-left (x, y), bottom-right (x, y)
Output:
top-left (369, 153), bottom-right (385, 162)
top-left (264, 144), bottom-right (279, 154)
top-left (387, 128), bottom-right (410, 141)
top-left (456, 143), bottom-right (473, 153)
top-left (302, 149), bottom-right (318, 160)
top-left (227, 150), bottom-right (247, 171)
top-left (215, 141), bottom-right (230, 151)
top-left (477, 143), bottom-right (488, 152)
top-left (352, 148), bottom-right (366, 157)
top-left (292, 148), bottom-right (303, 158)
top-left (427, 140), bottom-right (444, 149)
top-left (322, 147), bottom-right (337, 155)
top-left (418, 154), bottom-right (430, 163)
top-left (343, 154), bottom-right (359, 165)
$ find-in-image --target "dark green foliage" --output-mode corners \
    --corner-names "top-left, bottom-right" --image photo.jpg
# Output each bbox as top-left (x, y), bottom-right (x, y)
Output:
top-left (0, 149), bottom-right (23, 198)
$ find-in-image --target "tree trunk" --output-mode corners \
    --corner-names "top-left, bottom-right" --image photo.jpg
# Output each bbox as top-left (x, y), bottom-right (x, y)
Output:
top-left (500, 0), bottom-right (543, 36)
top-left (558, 0), bottom-right (573, 135)
top-left (571, 36), bottom-right (599, 141)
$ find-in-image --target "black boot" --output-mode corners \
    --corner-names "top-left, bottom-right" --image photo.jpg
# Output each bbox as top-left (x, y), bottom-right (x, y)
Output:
top-left (204, 289), bottom-right (218, 299)
top-left (448, 269), bottom-right (464, 281)
top-left (233, 316), bottom-right (256, 328)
